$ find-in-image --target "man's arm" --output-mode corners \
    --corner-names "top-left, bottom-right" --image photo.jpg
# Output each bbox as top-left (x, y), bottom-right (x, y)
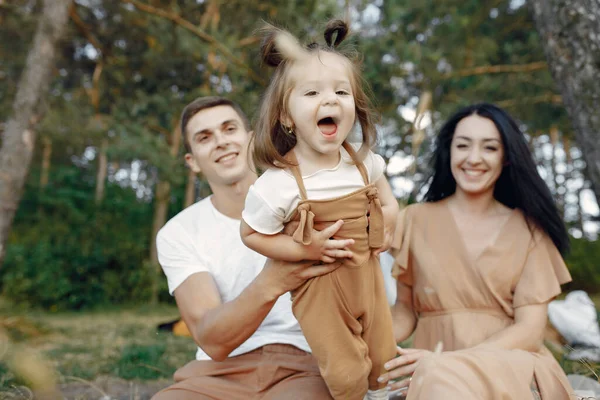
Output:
top-left (174, 269), bottom-right (277, 361)
top-left (174, 257), bottom-right (342, 361)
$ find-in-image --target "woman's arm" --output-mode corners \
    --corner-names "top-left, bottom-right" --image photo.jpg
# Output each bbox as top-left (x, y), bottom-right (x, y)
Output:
top-left (392, 280), bottom-right (417, 343)
top-left (475, 303), bottom-right (548, 352)
top-left (240, 219), bottom-right (355, 263)
top-left (373, 176), bottom-right (400, 255)
top-left (379, 300), bottom-right (548, 391)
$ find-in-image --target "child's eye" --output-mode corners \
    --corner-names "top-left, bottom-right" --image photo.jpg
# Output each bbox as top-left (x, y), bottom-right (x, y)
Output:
top-left (336, 90), bottom-right (350, 95)
top-left (305, 91), bottom-right (318, 96)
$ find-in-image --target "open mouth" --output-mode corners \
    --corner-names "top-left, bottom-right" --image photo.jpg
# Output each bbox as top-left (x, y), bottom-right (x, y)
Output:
top-left (216, 152), bottom-right (238, 163)
top-left (317, 117), bottom-right (338, 136)
top-left (462, 169), bottom-right (485, 177)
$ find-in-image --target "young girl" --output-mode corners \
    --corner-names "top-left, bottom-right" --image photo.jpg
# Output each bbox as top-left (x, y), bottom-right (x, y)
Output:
top-left (240, 20), bottom-right (398, 400)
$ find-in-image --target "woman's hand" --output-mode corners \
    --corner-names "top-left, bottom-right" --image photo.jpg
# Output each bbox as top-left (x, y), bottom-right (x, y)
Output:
top-left (377, 346), bottom-right (434, 393)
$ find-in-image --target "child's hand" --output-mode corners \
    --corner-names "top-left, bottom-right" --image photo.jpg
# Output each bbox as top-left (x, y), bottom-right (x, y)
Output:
top-left (304, 220), bottom-right (354, 263)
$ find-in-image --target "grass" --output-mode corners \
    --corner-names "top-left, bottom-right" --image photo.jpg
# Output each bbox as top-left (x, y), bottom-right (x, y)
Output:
top-left (0, 296), bottom-right (598, 397)
top-left (0, 299), bottom-right (197, 395)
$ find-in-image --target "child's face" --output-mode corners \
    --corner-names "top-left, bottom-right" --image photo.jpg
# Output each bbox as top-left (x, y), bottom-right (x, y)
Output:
top-left (283, 51), bottom-right (356, 168)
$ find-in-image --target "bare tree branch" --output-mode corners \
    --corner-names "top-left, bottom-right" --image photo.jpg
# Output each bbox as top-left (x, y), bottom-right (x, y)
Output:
top-left (496, 93), bottom-right (562, 108)
top-left (446, 61), bottom-right (548, 78)
top-left (69, 3), bottom-right (104, 54)
top-left (120, 0), bottom-right (265, 86)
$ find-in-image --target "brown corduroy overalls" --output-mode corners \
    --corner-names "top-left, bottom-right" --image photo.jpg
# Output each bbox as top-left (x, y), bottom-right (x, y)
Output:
top-left (287, 142), bottom-right (397, 400)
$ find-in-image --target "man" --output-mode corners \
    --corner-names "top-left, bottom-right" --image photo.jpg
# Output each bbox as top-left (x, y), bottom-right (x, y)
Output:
top-left (152, 96), bottom-right (344, 399)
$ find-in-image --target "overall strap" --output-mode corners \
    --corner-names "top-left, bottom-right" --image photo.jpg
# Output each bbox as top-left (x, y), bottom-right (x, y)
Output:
top-left (286, 150), bottom-right (314, 245)
top-left (342, 142), bottom-right (370, 185)
top-left (286, 150), bottom-right (308, 201)
top-left (342, 142), bottom-right (384, 248)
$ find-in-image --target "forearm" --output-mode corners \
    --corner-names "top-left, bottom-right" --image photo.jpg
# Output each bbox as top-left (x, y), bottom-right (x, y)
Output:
top-left (242, 230), bottom-right (305, 262)
top-left (193, 271), bottom-right (280, 360)
top-left (476, 322), bottom-right (544, 352)
top-left (476, 304), bottom-right (548, 352)
top-left (393, 303), bottom-right (417, 343)
top-left (392, 281), bottom-right (417, 343)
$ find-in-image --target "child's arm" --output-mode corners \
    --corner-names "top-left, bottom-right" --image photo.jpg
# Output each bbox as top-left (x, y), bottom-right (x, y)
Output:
top-left (373, 175), bottom-right (400, 255)
top-left (240, 219), bottom-right (354, 263)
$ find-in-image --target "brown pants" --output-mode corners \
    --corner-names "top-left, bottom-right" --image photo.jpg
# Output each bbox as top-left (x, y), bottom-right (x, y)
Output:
top-left (292, 256), bottom-right (397, 400)
top-left (151, 344), bottom-right (332, 400)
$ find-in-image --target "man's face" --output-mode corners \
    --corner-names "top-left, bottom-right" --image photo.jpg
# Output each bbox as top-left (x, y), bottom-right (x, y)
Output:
top-left (184, 105), bottom-right (253, 187)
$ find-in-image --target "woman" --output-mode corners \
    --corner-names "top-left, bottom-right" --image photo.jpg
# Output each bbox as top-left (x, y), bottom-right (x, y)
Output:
top-left (380, 103), bottom-right (576, 399)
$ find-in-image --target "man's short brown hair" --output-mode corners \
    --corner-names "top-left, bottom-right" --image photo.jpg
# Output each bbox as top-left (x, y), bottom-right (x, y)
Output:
top-left (180, 96), bottom-right (251, 152)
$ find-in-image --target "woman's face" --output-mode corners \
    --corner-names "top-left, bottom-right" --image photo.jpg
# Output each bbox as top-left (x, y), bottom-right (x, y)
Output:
top-left (450, 114), bottom-right (505, 196)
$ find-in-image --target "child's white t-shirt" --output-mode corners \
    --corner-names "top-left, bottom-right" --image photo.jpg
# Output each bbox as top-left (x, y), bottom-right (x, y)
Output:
top-left (156, 197), bottom-right (310, 360)
top-left (242, 143), bottom-right (385, 235)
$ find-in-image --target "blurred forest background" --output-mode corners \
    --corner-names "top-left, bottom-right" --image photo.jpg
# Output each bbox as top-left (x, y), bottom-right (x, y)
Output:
top-left (1, 0), bottom-right (599, 310)
top-left (0, 0), bottom-right (599, 394)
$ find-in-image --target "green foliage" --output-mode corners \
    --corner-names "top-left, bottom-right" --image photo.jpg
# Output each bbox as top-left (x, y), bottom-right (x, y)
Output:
top-left (0, 165), bottom-right (163, 310)
top-left (564, 237), bottom-right (600, 294)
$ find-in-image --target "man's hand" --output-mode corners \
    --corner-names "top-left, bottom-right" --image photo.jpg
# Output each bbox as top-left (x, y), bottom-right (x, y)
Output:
top-left (259, 256), bottom-right (342, 300)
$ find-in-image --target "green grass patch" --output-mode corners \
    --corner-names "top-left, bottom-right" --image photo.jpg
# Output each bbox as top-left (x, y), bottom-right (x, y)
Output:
top-left (114, 343), bottom-right (174, 380)
top-left (0, 301), bottom-right (197, 388)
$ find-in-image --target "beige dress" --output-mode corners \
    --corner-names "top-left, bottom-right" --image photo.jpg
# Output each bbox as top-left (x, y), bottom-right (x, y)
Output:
top-left (392, 200), bottom-right (576, 400)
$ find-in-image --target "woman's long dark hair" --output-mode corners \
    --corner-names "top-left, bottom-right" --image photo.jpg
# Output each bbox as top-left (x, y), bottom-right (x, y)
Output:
top-left (423, 103), bottom-right (570, 254)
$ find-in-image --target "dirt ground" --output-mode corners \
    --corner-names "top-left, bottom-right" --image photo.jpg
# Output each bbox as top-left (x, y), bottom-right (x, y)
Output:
top-left (1, 377), bottom-right (171, 400)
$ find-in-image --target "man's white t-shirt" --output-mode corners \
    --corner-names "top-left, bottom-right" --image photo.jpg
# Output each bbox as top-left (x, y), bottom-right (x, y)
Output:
top-left (156, 197), bottom-right (310, 360)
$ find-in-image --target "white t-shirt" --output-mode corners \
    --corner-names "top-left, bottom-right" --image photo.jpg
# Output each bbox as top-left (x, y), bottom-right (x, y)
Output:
top-left (156, 197), bottom-right (310, 360)
top-left (242, 144), bottom-right (385, 235)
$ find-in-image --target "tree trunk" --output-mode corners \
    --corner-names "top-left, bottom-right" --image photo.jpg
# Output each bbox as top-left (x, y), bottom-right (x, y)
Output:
top-left (95, 138), bottom-right (108, 205)
top-left (549, 126), bottom-right (564, 215)
top-left (530, 0), bottom-right (600, 209)
top-left (148, 125), bottom-right (181, 303)
top-left (184, 169), bottom-right (197, 208)
top-left (40, 137), bottom-right (52, 189)
top-left (0, 0), bottom-right (71, 267)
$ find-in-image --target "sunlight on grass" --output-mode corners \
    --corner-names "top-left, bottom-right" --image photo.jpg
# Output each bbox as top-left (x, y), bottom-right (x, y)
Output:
top-left (0, 301), bottom-right (197, 391)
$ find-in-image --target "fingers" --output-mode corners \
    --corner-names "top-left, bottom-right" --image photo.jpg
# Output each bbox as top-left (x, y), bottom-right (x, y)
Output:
top-left (379, 347), bottom-right (430, 382)
top-left (318, 219), bottom-right (345, 238)
top-left (322, 248), bottom-right (353, 259)
top-left (388, 377), bottom-right (411, 392)
top-left (323, 238), bottom-right (354, 250)
top-left (385, 362), bottom-right (419, 380)
top-left (320, 255), bottom-right (336, 264)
